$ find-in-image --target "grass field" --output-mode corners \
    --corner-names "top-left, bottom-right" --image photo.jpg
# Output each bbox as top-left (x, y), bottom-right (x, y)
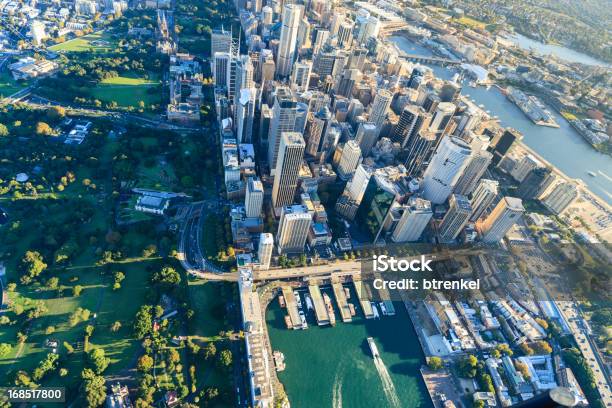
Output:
top-left (0, 71), bottom-right (27, 98)
top-left (454, 16), bottom-right (487, 30)
top-left (89, 74), bottom-right (161, 107)
top-left (49, 31), bottom-right (117, 53)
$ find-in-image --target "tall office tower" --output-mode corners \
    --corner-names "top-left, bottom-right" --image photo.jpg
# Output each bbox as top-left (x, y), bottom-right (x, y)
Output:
top-left (330, 12), bottom-right (345, 36)
top-left (357, 15), bottom-right (380, 44)
top-left (479, 197), bottom-right (524, 243)
top-left (391, 197), bottom-right (433, 243)
top-left (453, 150), bottom-right (493, 196)
top-left (355, 122), bottom-right (378, 156)
top-left (438, 194), bottom-right (472, 242)
top-left (250, 0), bottom-right (262, 13)
top-left (337, 140), bottom-right (361, 180)
top-left (294, 102), bottom-right (309, 134)
top-left (422, 93), bottom-right (440, 113)
top-left (290, 61), bottom-right (312, 93)
top-left (348, 99), bottom-right (365, 123)
top-left (346, 164), bottom-right (372, 202)
top-left (261, 58), bottom-right (276, 81)
top-left (245, 177), bottom-right (264, 218)
top-left (312, 29), bottom-right (330, 55)
top-left (318, 125), bottom-right (341, 164)
top-left (262, 6), bottom-right (274, 25)
top-left (391, 105), bottom-right (420, 147)
top-left (454, 108), bottom-right (482, 137)
top-left (305, 106), bottom-right (332, 158)
top-left (336, 69), bottom-right (361, 98)
top-left (30, 21), bottom-right (47, 45)
top-left (337, 20), bottom-right (355, 48)
top-left (369, 89), bottom-right (393, 127)
top-left (276, 4), bottom-right (303, 78)
top-left (428, 102), bottom-right (455, 136)
top-left (542, 181), bottom-right (578, 215)
top-left (404, 131), bottom-right (437, 176)
top-left (488, 127), bottom-right (522, 166)
top-left (213, 52), bottom-right (231, 89)
top-left (277, 205), bottom-right (312, 254)
top-left (268, 87), bottom-right (298, 173)
top-left (470, 179), bottom-right (499, 222)
top-left (272, 132), bottom-right (305, 209)
top-left (439, 81), bottom-right (461, 102)
top-left (296, 17), bottom-right (311, 50)
top-left (211, 26), bottom-right (233, 56)
top-left (236, 55), bottom-right (254, 91)
top-left (422, 136), bottom-right (472, 204)
top-left (408, 66), bottom-right (428, 88)
top-left (347, 47), bottom-right (368, 71)
top-left (306, 91), bottom-right (330, 114)
top-left (236, 88), bottom-right (256, 143)
top-left (510, 154), bottom-right (542, 182)
top-left (518, 167), bottom-right (554, 200)
top-left (258, 233), bottom-right (274, 270)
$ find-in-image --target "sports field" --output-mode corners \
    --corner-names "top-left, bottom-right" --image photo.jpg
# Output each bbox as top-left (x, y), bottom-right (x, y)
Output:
top-left (89, 74), bottom-right (161, 107)
top-left (49, 31), bottom-right (117, 53)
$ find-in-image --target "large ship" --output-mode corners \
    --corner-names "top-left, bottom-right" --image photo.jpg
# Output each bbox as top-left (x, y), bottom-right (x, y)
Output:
top-left (367, 337), bottom-right (380, 359)
top-left (506, 87), bottom-right (559, 128)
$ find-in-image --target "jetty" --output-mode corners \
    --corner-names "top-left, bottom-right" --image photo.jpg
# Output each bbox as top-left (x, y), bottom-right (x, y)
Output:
top-left (332, 283), bottom-right (352, 323)
top-left (353, 280), bottom-right (375, 319)
top-left (373, 274), bottom-right (396, 316)
top-left (281, 286), bottom-right (302, 329)
top-left (308, 284), bottom-right (330, 326)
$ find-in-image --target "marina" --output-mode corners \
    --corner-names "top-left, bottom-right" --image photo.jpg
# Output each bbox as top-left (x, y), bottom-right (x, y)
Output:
top-left (353, 280), bottom-right (375, 319)
top-left (308, 283), bottom-right (330, 326)
top-left (280, 286), bottom-right (303, 330)
top-left (332, 282), bottom-right (353, 323)
top-left (505, 87), bottom-right (559, 128)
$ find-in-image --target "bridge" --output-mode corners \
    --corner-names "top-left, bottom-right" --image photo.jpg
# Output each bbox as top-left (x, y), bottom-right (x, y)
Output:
top-left (380, 21), bottom-right (411, 36)
top-left (399, 52), bottom-right (462, 67)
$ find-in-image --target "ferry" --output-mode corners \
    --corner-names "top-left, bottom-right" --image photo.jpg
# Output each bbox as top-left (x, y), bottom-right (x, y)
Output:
top-left (323, 293), bottom-right (336, 325)
top-left (344, 287), bottom-right (351, 299)
top-left (370, 302), bottom-right (380, 319)
top-left (367, 337), bottom-right (380, 359)
top-left (588, 171), bottom-right (597, 177)
top-left (299, 311), bottom-right (308, 329)
top-left (278, 295), bottom-right (286, 308)
top-left (294, 291), bottom-right (303, 309)
top-left (379, 302), bottom-right (388, 316)
top-left (304, 294), bottom-right (314, 311)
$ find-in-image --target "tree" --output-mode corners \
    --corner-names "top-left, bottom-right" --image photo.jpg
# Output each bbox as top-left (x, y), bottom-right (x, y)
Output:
top-left (137, 354), bottom-right (154, 372)
top-left (0, 343), bottom-right (12, 358)
top-left (134, 305), bottom-right (153, 339)
top-left (35, 122), bottom-right (53, 136)
top-left (457, 355), bottom-right (478, 378)
top-left (515, 360), bottom-right (531, 380)
top-left (73, 285), bottom-right (83, 296)
top-left (0, 123), bottom-right (8, 137)
top-left (46, 277), bottom-right (59, 290)
top-left (151, 266), bottom-right (181, 287)
top-left (111, 321), bottom-right (122, 332)
top-left (20, 251), bottom-right (47, 284)
top-left (473, 400), bottom-right (485, 408)
top-left (88, 348), bottom-right (110, 374)
top-left (520, 343), bottom-right (534, 356)
top-left (81, 368), bottom-right (107, 408)
top-left (33, 353), bottom-right (59, 381)
top-left (533, 340), bottom-right (552, 355)
top-left (496, 343), bottom-right (513, 357)
top-left (47, 106), bottom-right (66, 120)
top-left (218, 349), bottom-right (232, 367)
top-left (428, 356), bottom-right (443, 370)
top-left (203, 342), bottom-right (217, 360)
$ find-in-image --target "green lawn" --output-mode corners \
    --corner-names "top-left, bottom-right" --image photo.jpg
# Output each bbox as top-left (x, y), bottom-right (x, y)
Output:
top-left (89, 74), bottom-right (161, 107)
top-left (453, 16), bottom-right (487, 30)
top-left (0, 71), bottom-right (27, 98)
top-left (49, 31), bottom-right (117, 53)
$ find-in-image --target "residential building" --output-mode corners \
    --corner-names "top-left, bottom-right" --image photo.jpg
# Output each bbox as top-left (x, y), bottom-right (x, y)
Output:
top-left (438, 194), bottom-right (472, 242)
top-left (478, 197), bottom-right (525, 243)
top-left (277, 205), bottom-right (312, 254)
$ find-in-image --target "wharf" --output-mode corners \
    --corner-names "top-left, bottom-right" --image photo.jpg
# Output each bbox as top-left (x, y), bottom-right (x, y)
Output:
top-left (308, 284), bottom-right (330, 326)
top-left (373, 274), bottom-right (396, 315)
top-left (280, 286), bottom-right (301, 329)
top-left (353, 281), bottom-right (374, 319)
top-left (332, 283), bottom-right (352, 323)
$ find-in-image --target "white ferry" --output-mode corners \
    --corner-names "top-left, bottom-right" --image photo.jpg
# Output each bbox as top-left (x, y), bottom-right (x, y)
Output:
top-left (299, 311), bottom-right (308, 329)
top-left (304, 294), bottom-right (314, 311)
top-left (370, 302), bottom-right (380, 319)
top-left (367, 337), bottom-right (380, 359)
top-left (379, 302), bottom-right (388, 316)
top-left (294, 291), bottom-right (303, 309)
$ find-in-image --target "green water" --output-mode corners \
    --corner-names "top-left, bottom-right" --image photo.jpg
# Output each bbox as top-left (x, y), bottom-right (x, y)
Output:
top-left (265, 287), bottom-right (433, 408)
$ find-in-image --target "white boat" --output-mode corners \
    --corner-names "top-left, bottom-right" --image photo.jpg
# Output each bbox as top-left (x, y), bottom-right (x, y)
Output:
top-left (367, 337), bottom-right (380, 359)
top-left (304, 294), bottom-right (314, 311)
top-left (299, 311), bottom-right (308, 329)
top-left (294, 291), bottom-right (303, 309)
top-left (379, 302), bottom-right (387, 316)
top-left (370, 302), bottom-right (380, 319)
top-left (588, 171), bottom-right (597, 177)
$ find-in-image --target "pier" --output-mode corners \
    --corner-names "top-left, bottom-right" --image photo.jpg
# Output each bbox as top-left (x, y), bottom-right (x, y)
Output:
top-left (372, 274), bottom-right (396, 316)
top-left (332, 283), bottom-right (352, 323)
top-left (281, 286), bottom-right (302, 329)
top-left (353, 281), bottom-right (375, 319)
top-left (308, 284), bottom-right (330, 326)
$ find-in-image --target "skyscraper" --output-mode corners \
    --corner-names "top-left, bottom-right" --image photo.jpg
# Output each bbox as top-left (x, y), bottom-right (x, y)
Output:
top-left (438, 194), bottom-right (472, 242)
top-left (404, 131), bottom-right (437, 176)
top-left (391, 105), bottom-right (420, 147)
top-left (518, 167), bottom-right (553, 200)
top-left (268, 87), bottom-right (298, 173)
top-left (355, 122), bottom-right (378, 156)
top-left (336, 69), bottom-right (361, 98)
top-left (369, 89), bottom-right (392, 128)
top-left (428, 102), bottom-right (455, 136)
top-left (357, 15), bottom-right (380, 44)
top-left (312, 29), bottom-right (330, 55)
top-left (245, 177), bottom-right (264, 218)
top-left (422, 136), bottom-right (472, 204)
top-left (488, 128), bottom-right (522, 166)
top-left (541, 181), bottom-right (578, 215)
top-left (213, 52), bottom-right (231, 90)
top-left (235, 88), bottom-right (256, 143)
top-left (276, 4), bottom-right (303, 77)
top-left (335, 164), bottom-right (373, 220)
top-left (453, 150), bottom-right (493, 196)
top-left (470, 179), bottom-right (499, 222)
top-left (272, 132), bottom-right (305, 209)
top-left (305, 106), bottom-right (332, 159)
top-left (211, 26), bottom-right (233, 56)
top-left (337, 20), bottom-right (355, 48)
top-left (337, 140), bottom-right (361, 180)
top-left (478, 197), bottom-right (525, 243)
top-left (290, 61), bottom-right (312, 93)
top-left (391, 197), bottom-right (433, 243)
top-left (277, 205), bottom-right (312, 254)
top-left (258, 233), bottom-right (274, 270)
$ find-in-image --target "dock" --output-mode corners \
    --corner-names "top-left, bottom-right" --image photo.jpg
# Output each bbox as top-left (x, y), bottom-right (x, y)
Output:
top-left (332, 283), bottom-right (352, 323)
top-left (353, 281), bottom-right (374, 319)
top-left (373, 274), bottom-right (396, 316)
top-left (281, 286), bottom-right (302, 329)
top-left (308, 284), bottom-right (329, 326)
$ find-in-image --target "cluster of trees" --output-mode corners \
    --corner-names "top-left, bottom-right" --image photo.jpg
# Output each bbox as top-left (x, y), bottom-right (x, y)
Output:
top-left (519, 340), bottom-right (553, 356)
top-left (562, 348), bottom-right (606, 408)
top-left (457, 355), bottom-right (494, 393)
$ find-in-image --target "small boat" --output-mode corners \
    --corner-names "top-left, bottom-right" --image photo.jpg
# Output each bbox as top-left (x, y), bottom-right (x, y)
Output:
top-left (294, 291), bottom-right (303, 309)
top-left (284, 315), bottom-right (292, 329)
top-left (370, 302), bottom-right (380, 319)
top-left (299, 311), bottom-right (308, 329)
top-left (349, 303), bottom-right (356, 316)
top-left (304, 294), bottom-right (314, 311)
top-left (278, 295), bottom-right (286, 308)
top-left (323, 293), bottom-right (336, 325)
top-left (367, 337), bottom-right (380, 359)
top-left (344, 287), bottom-right (351, 299)
top-left (379, 302), bottom-right (387, 316)
top-left (588, 171), bottom-right (597, 177)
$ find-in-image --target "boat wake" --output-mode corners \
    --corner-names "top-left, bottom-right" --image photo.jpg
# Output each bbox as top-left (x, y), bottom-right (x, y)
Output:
top-left (372, 349), bottom-right (401, 408)
top-left (598, 171), bottom-right (612, 183)
top-left (332, 364), bottom-right (344, 408)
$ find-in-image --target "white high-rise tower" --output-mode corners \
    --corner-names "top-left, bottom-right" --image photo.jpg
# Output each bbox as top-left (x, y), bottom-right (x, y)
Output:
top-left (272, 132), bottom-right (305, 209)
top-left (276, 4), bottom-right (303, 77)
top-left (422, 136), bottom-right (472, 204)
top-left (245, 177), bottom-right (264, 218)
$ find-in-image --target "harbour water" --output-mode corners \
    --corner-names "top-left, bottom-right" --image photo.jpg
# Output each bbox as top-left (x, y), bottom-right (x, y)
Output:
top-left (390, 35), bottom-right (612, 204)
top-left (266, 292), bottom-right (433, 408)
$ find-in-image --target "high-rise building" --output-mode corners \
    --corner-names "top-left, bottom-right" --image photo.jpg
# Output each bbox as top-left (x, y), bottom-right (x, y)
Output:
top-left (245, 177), bottom-right (264, 218)
top-left (391, 197), bottom-right (433, 243)
top-left (355, 122), bottom-right (378, 156)
top-left (211, 26), bottom-right (233, 56)
top-left (470, 179), bottom-right (499, 222)
top-left (337, 140), bottom-right (361, 180)
top-left (272, 132), bottom-right (305, 209)
top-left (235, 88), bottom-right (256, 143)
top-left (404, 130), bottom-right (437, 176)
top-left (290, 61), bottom-right (312, 93)
top-left (296, 17), bottom-right (311, 50)
top-left (268, 87), bottom-right (298, 173)
top-left (335, 165), bottom-right (373, 220)
top-left (510, 154), bottom-right (542, 182)
top-left (262, 6), bottom-right (274, 25)
top-left (337, 20), bottom-right (355, 48)
top-left (518, 167), bottom-right (553, 200)
top-left (347, 47), bottom-right (368, 71)
top-left (369, 89), bottom-right (392, 127)
top-left (541, 181), bottom-right (578, 215)
top-left (30, 21), bottom-right (47, 45)
top-left (276, 4), bottom-right (303, 77)
top-left (357, 15), bottom-right (380, 44)
top-left (305, 106), bottom-right (332, 159)
top-left (438, 194), bottom-right (472, 242)
top-left (336, 69), bottom-right (361, 98)
top-left (439, 81), bottom-right (461, 102)
top-left (488, 128), bottom-right (522, 166)
top-left (453, 150), bottom-right (493, 196)
top-left (258, 233), bottom-right (274, 270)
top-left (391, 105), bottom-right (420, 147)
top-left (312, 29), bottom-right (330, 54)
top-left (213, 52), bottom-right (231, 90)
top-left (277, 205), bottom-right (312, 254)
top-left (478, 197), bottom-right (525, 243)
top-left (428, 102), bottom-right (455, 136)
top-left (422, 136), bottom-right (472, 204)
top-left (236, 55), bottom-right (254, 91)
